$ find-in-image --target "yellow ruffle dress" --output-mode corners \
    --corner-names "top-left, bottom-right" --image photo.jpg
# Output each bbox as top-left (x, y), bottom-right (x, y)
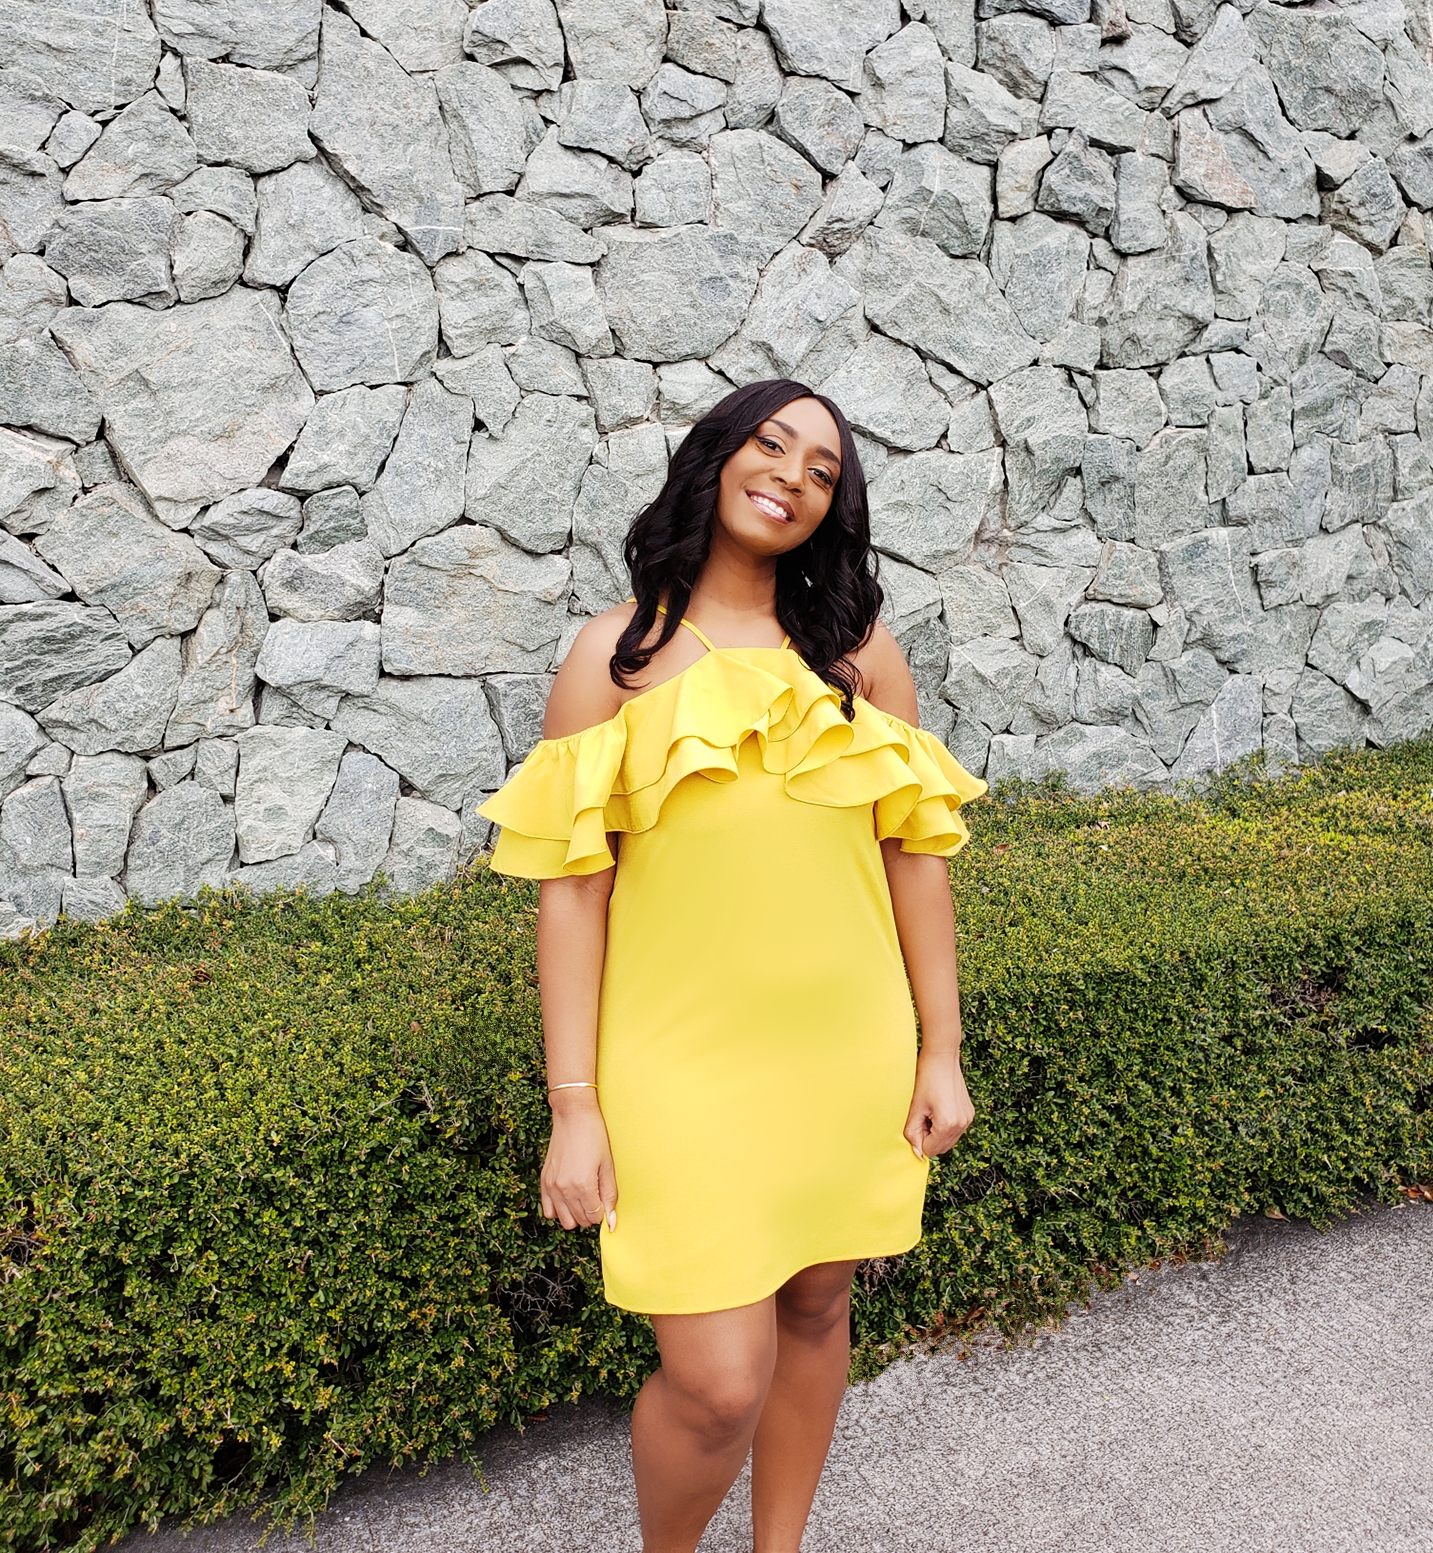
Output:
top-left (480, 622), bottom-right (986, 1315)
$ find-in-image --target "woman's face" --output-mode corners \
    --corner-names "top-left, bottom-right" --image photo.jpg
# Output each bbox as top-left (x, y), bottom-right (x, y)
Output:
top-left (714, 397), bottom-right (843, 559)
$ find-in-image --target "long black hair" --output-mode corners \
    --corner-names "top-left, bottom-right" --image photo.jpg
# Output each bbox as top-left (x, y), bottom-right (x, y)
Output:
top-left (612, 378), bottom-right (883, 718)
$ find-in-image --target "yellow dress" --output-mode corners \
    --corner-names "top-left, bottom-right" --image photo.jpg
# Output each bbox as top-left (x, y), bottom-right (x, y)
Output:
top-left (480, 616), bottom-right (986, 1315)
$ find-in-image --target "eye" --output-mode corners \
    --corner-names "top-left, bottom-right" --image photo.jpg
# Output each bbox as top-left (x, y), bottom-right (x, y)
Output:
top-left (812, 467), bottom-right (835, 489)
top-left (755, 434), bottom-right (782, 452)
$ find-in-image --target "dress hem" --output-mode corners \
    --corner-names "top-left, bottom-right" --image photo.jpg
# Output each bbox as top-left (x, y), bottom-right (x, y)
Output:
top-left (600, 1229), bottom-right (924, 1316)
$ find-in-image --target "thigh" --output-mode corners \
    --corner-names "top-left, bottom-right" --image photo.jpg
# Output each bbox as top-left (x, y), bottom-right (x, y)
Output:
top-left (651, 1298), bottom-right (780, 1401)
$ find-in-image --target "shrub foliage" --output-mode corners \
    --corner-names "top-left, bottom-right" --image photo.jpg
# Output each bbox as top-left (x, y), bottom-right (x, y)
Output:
top-left (3, 744), bottom-right (1432, 1550)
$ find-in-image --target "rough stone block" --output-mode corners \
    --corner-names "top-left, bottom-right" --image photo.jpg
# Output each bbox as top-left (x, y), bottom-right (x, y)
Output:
top-left (462, 392), bottom-right (595, 554)
top-left (462, 0), bottom-right (565, 90)
top-left (62, 91), bottom-right (195, 200)
top-left (634, 150), bottom-right (712, 227)
top-left (182, 57), bottom-right (314, 175)
top-left (839, 226), bottom-right (1037, 386)
top-left (820, 336), bottom-right (949, 453)
top-left (44, 196), bottom-right (179, 308)
top-left (383, 523), bottom-right (571, 675)
top-left (581, 357), bottom-right (657, 435)
top-left (51, 288), bottom-right (313, 522)
top-left (710, 129), bottom-right (824, 267)
top-left (331, 674), bottom-right (505, 808)
top-left (254, 619), bottom-right (381, 718)
top-left (282, 384), bottom-right (407, 496)
top-left (313, 749), bottom-right (399, 893)
top-left (761, 0), bottom-right (900, 92)
top-left (309, 7), bottom-right (464, 264)
top-left (194, 737), bottom-right (239, 798)
top-left (234, 724), bottom-right (346, 864)
top-left (774, 75), bottom-right (864, 177)
top-left (361, 380), bottom-right (472, 558)
top-left (556, 80), bottom-right (652, 171)
top-left (125, 781), bottom-right (235, 906)
top-left (518, 127), bottom-right (634, 228)
top-left (190, 488), bottom-right (301, 570)
top-left (38, 635), bottom-right (180, 755)
top-left (596, 225), bottom-right (757, 362)
top-left (868, 448), bottom-right (1003, 572)
top-left (876, 143), bottom-right (992, 260)
top-left (376, 795), bottom-right (461, 897)
top-left (244, 159), bottom-right (363, 289)
top-left (34, 485), bottom-right (217, 648)
top-left (62, 872), bottom-right (127, 922)
top-left (571, 422), bottom-right (668, 611)
top-left (1005, 562), bottom-right (1093, 656)
top-left (286, 238), bottom-right (439, 391)
top-left (165, 569), bottom-right (267, 747)
top-left (259, 537), bottom-right (385, 623)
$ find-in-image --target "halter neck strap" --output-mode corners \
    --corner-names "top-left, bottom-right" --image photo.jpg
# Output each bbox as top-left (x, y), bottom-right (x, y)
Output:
top-left (652, 602), bottom-right (791, 653)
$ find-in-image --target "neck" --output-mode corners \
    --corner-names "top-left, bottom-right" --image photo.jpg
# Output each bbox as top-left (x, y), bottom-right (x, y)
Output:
top-left (688, 524), bottom-right (779, 624)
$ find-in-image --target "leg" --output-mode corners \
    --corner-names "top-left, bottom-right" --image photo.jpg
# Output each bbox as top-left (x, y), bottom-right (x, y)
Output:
top-left (632, 1299), bottom-right (779, 1553)
top-left (749, 1260), bottom-right (859, 1553)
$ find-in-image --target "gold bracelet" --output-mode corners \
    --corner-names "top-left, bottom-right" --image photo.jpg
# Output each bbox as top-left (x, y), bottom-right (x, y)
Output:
top-left (548, 1081), bottom-right (598, 1094)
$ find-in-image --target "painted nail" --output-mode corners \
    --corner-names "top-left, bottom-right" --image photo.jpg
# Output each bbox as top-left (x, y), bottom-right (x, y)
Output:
top-left (607, 1210), bottom-right (617, 1230)
top-left (911, 1142), bottom-right (924, 1161)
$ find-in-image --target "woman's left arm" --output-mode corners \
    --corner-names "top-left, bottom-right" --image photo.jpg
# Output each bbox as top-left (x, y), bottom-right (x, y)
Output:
top-left (883, 843), bottom-right (975, 1159)
top-left (856, 621), bottom-right (975, 1159)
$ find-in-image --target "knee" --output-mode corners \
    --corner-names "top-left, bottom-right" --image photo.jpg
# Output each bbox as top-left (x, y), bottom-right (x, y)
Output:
top-left (776, 1281), bottom-right (850, 1341)
top-left (665, 1368), bottom-right (767, 1447)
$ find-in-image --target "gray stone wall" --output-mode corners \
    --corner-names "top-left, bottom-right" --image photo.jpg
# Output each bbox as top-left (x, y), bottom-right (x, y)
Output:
top-left (2, 0), bottom-right (1433, 931)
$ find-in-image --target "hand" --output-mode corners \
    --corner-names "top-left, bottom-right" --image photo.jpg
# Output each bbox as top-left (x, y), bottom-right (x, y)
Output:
top-left (541, 1092), bottom-right (619, 1231)
top-left (903, 1050), bottom-right (975, 1160)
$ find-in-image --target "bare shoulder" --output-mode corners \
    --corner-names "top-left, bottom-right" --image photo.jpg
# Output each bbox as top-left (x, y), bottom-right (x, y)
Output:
top-left (851, 619), bottom-right (919, 723)
top-left (543, 604), bottom-right (635, 739)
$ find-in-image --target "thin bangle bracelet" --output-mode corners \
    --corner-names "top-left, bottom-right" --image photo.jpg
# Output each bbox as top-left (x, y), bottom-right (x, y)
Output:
top-left (548, 1081), bottom-right (598, 1093)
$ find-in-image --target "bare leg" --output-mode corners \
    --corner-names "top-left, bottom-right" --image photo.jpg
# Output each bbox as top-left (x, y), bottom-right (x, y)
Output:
top-left (632, 1300), bottom-right (779, 1553)
top-left (749, 1260), bottom-right (859, 1553)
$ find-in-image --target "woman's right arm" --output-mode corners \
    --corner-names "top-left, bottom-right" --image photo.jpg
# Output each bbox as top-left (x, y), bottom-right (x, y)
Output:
top-left (538, 870), bottom-right (618, 1231)
top-left (535, 610), bottom-right (631, 1232)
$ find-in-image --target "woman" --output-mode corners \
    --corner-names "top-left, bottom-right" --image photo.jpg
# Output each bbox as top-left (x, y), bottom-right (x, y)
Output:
top-left (480, 380), bottom-right (986, 1552)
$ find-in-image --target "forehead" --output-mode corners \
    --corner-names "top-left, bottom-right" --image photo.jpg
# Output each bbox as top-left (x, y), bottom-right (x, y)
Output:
top-left (763, 396), bottom-right (840, 447)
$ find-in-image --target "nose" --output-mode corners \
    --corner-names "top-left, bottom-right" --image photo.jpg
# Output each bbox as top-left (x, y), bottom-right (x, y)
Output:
top-left (770, 448), bottom-right (803, 491)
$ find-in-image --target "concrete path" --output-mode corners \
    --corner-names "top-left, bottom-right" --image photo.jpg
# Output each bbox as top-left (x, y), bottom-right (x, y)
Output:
top-left (128, 1198), bottom-right (1433, 1553)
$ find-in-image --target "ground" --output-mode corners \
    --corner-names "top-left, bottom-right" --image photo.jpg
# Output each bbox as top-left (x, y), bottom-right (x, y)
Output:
top-left (124, 1198), bottom-right (1433, 1552)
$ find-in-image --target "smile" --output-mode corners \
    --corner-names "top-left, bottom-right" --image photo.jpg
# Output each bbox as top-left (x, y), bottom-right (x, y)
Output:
top-left (747, 489), bottom-right (794, 522)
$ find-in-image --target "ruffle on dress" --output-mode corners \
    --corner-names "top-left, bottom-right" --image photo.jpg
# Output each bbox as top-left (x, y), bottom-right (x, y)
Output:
top-left (479, 648), bottom-right (988, 878)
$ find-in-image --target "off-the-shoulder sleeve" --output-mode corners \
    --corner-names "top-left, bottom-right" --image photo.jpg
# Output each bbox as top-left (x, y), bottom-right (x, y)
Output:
top-left (480, 719), bottom-right (629, 878)
top-left (478, 651), bottom-right (988, 878)
top-left (869, 717), bottom-right (988, 857)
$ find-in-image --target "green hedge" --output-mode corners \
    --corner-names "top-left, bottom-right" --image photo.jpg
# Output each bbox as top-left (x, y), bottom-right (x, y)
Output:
top-left (4, 743), bottom-right (1432, 1551)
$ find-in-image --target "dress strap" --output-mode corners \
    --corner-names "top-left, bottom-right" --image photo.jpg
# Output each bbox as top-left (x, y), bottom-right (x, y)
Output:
top-left (780, 632), bottom-right (792, 649)
top-left (654, 602), bottom-right (717, 653)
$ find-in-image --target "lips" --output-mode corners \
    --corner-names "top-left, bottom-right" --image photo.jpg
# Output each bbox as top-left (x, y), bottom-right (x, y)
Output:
top-left (747, 489), bottom-right (794, 522)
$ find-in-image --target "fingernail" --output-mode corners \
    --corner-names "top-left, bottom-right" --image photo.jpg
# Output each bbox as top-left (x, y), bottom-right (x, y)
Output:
top-left (911, 1142), bottom-right (924, 1161)
top-left (607, 1210), bottom-right (617, 1230)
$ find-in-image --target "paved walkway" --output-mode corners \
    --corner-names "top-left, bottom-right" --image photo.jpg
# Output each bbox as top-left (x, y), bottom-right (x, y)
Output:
top-left (129, 1199), bottom-right (1433, 1553)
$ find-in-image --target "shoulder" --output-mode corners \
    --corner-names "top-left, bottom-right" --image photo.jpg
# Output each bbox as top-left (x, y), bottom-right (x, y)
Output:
top-left (850, 619), bottom-right (919, 723)
top-left (543, 604), bottom-right (636, 739)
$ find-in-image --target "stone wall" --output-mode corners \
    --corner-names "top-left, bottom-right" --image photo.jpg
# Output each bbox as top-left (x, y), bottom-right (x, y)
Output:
top-left (2, 0), bottom-right (1433, 931)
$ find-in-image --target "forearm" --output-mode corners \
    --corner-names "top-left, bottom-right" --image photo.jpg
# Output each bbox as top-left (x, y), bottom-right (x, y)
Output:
top-left (537, 870), bottom-right (614, 1106)
top-left (881, 842), bottom-right (964, 1061)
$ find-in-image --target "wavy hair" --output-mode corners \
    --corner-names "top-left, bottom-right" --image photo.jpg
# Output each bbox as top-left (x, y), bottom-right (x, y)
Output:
top-left (611, 378), bottom-right (882, 718)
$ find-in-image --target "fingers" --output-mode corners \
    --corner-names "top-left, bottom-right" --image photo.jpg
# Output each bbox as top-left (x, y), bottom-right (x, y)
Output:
top-left (599, 1159), bottom-right (619, 1232)
top-left (904, 1110), bottom-right (931, 1161)
top-left (907, 1104), bottom-right (976, 1159)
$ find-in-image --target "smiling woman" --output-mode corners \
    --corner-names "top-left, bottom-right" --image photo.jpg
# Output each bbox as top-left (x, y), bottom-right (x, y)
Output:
top-left (478, 379), bottom-right (986, 1552)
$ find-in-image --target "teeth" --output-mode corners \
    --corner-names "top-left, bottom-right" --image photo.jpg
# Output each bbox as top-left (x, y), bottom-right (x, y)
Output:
top-left (750, 492), bottom-right (788, 520)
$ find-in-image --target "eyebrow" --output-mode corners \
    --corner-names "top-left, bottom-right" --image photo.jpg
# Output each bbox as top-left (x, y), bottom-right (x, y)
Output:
top-left (768, 418), bottom-right (842, 467)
